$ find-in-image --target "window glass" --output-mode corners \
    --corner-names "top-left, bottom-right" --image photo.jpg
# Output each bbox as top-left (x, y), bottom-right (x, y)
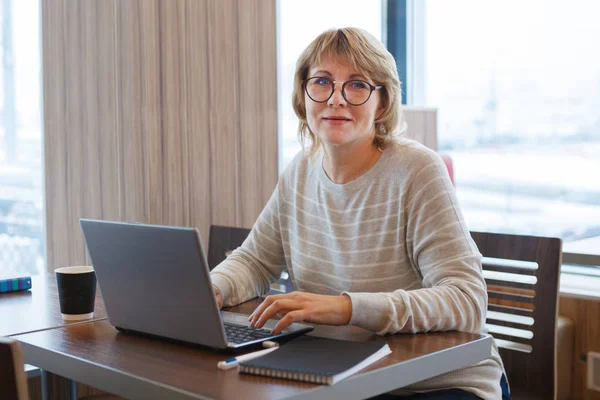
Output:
top-left (421, 0), bottom-right (600, 255)
top-left (0, 0), bottom-right (44, 277)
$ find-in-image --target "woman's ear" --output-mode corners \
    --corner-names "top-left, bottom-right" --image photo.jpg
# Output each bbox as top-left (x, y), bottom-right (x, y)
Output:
top-left (375, 94), bottom-right (386, 121)
top-left (375, 105), bottom-right (385, 122)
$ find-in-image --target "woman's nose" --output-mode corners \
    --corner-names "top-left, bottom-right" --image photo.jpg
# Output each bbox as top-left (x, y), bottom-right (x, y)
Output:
top-left (327, 83), bottom-right (347, 107)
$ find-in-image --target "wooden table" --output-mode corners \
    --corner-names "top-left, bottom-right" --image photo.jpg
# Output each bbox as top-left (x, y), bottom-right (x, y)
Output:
top-left (15, 299), bottom-right (493, 400)
top-left (1, 273), bottom-right (107, 399)
top-left (0, 274), bottom-right (106, 338)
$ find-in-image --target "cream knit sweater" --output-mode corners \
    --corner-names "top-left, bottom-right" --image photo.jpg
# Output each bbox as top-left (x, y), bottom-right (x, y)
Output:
top-left (211, 138), bottom-right (505, 398)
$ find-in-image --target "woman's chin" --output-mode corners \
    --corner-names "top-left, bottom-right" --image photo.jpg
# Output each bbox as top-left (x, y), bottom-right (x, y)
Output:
top-left (318, 133), bottom-right (353, 147)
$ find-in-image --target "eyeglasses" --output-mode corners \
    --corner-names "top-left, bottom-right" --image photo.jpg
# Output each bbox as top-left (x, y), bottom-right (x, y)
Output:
top-left (302, 77), bottom-right (383, 106)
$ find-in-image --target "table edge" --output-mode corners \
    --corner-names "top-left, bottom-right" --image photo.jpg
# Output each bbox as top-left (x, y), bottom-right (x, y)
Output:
top-left (17, 328), bottom-right (492, 400)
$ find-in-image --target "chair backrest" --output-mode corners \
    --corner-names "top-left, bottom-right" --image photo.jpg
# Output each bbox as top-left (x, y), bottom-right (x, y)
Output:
top-left (0, 337), bottom-right (29, 400)
top-left (207, 225), bottom-right (252, 270)
top-left (471, 231), bottom-right (562, 400)
top-left (208, 225), bottom-right (294, 293)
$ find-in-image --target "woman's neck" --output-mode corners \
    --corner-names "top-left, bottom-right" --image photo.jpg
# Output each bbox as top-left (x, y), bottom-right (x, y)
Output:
top-left (322, 140), bottom-right (383, 184)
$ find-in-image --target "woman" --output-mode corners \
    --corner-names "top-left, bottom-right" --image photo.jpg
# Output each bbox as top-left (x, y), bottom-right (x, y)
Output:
top-left (211, 28), bottom-right (508, 399)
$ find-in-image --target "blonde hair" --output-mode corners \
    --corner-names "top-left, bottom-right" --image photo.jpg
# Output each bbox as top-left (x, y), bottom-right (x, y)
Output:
top-left (292, 27), bottom-right (406, 154)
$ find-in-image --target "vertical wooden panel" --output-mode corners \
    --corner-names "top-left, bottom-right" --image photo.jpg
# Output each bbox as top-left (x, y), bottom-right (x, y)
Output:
top-left (176, 1), bottom-right (191, 228)
top-left (185, 0), bottom-right (211, 242)
top-left (27, 376), bottom-right (41, 400)
top-left (118, 0), bottom-right (147, 223)
top-left (403, 108), bottom-right (420, 146)
top-left (207, 0), bottom-right (241, 227)
top-left (138, 0), bottom-right (164, 225)
top-left (158, 0), bottom-right (189, 227)
top-left (42, 0), bottom-right (68, 271)
top-left (78, 0), bottom-right (105, 267)
top-left (237, 0), bottom-right (262, 227)
top-left (96, 0), bottom-right (121, 223)
top-left (257, 0), bottom-right (279, 211)
top-left (63, 0), bottom-right (87, 266)
top-left (80, 0), bottom-right (102, 223)
top-left (403, 107), bottom-right (438, 151)
top-left (42, 0), bottom-right (278, 265)
top-left (559, 296), bottom-right (600, 400)
top-left (424, 108), bottom-right (438, 150)
top-left (238, 0), bottom-right (279, 228)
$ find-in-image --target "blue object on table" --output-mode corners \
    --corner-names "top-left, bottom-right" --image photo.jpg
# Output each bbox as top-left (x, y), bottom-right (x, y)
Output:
top-left (0, 276), bottom-right (32, 293)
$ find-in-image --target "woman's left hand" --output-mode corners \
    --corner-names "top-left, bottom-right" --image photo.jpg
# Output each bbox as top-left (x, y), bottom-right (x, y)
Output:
top-left (248, 291), bottom-right (353, 334)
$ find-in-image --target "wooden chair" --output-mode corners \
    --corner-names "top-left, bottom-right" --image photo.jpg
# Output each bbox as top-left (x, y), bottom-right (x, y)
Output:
top-left (207, 225), bottom-right (252, 270)
top-left (471, 231), bottom-right (562, 400)
top-left (208, 225), bottom-right (294, 293)
top-left (0, 337), bottom-right (29, 400)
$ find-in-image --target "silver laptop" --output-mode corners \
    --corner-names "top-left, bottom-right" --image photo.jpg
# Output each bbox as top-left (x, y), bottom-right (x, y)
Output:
top-left (79, 219), bottom-right (313, 350)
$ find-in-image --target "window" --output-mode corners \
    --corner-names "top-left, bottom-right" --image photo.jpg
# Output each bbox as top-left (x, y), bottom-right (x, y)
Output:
top-left (277, 0), bottom-right (384, 170)
top-left (0, 0), bottom-right (44, 277)
top-left (391, 0), bottom-right (600, 269)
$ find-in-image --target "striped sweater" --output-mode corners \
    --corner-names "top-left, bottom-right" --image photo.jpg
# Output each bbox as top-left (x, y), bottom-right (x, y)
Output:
top-left (211, 138), bottom-right (505, 398)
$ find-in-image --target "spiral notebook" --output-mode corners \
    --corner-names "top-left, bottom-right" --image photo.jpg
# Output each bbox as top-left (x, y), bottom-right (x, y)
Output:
top-left (239, 336), bottom-right (391, 385)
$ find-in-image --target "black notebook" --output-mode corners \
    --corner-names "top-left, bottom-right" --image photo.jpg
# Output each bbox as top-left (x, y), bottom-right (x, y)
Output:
top-left (238, 336), bottom-right (392, 385)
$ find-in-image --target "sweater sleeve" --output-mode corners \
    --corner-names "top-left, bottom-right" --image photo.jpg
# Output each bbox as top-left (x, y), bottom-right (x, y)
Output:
top-left (345, 152), bottom-right (487, 335)
top-left (210, 182), bottom-right (287, 307)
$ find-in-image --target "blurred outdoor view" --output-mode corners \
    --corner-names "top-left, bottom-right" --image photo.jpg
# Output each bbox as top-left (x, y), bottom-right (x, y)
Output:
top-left (279, 0), bottom-right (600, 258)
top-left (425, 0), bottom-right (600, 245)
top-left (0, 0), bottom-right (44, 277)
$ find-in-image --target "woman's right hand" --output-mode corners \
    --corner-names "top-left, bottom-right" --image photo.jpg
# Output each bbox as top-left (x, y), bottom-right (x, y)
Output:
top-left (213, 285), bottom-right (223, 309)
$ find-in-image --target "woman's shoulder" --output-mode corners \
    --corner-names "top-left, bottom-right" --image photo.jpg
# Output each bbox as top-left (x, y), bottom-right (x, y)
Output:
top-left (280, 148), bottom-right (321, 182)
top-left (385, 137), bottom-right (444, 169)
top-left (275, 148), bottom-right (323, 200)
top-left (383, 138), bottom-right (454, 193)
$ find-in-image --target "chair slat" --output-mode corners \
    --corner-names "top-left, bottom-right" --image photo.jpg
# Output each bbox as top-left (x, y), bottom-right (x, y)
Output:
top-left (488, 290), bottom-right (534, 304)
top-left (472, 231), bottom-right (562, 263)
top-left (484, 278), bottom-right (534, 290)
top-left (486, 318), bottom-right (532, 331)
top-left (490, 332), bottom-right (533, 346)
top-left (483, 263), bottom-right (537, 276)
top-left (494, 338), bottom-right (533, 353)
top-left (488, 303), bottom-right (533, 317)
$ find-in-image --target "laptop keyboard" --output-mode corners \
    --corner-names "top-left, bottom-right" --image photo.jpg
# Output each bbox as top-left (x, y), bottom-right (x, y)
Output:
top-left (224, 323), bottom-right (273, 344)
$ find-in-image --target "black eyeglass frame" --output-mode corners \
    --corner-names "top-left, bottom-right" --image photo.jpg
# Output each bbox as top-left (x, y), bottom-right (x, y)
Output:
top-left (302, 76), bottom-right (384, 106)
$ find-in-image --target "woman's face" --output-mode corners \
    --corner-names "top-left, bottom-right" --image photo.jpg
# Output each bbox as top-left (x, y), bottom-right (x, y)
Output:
top-left (305, 56), bottom-right (382, 150)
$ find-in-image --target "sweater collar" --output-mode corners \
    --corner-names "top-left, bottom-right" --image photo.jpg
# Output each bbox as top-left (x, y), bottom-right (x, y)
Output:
top-left (317, 145), bottom-right (391, 195)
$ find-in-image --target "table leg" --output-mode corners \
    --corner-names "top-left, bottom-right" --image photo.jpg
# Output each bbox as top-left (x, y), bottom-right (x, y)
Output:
top-left (70, 379), bottom-right (78, 399)
top-left (40, 369), bottom-right (78, 400)
top-left (41, 369), bottom-right (49, 400)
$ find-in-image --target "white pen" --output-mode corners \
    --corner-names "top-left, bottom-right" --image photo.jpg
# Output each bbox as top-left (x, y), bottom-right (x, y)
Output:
top-left (217, 346), bottom-right (279, 370)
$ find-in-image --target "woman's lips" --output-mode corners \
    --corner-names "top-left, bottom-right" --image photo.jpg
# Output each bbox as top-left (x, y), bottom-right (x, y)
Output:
top-left (323, 117), bottom-right (352, 125)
